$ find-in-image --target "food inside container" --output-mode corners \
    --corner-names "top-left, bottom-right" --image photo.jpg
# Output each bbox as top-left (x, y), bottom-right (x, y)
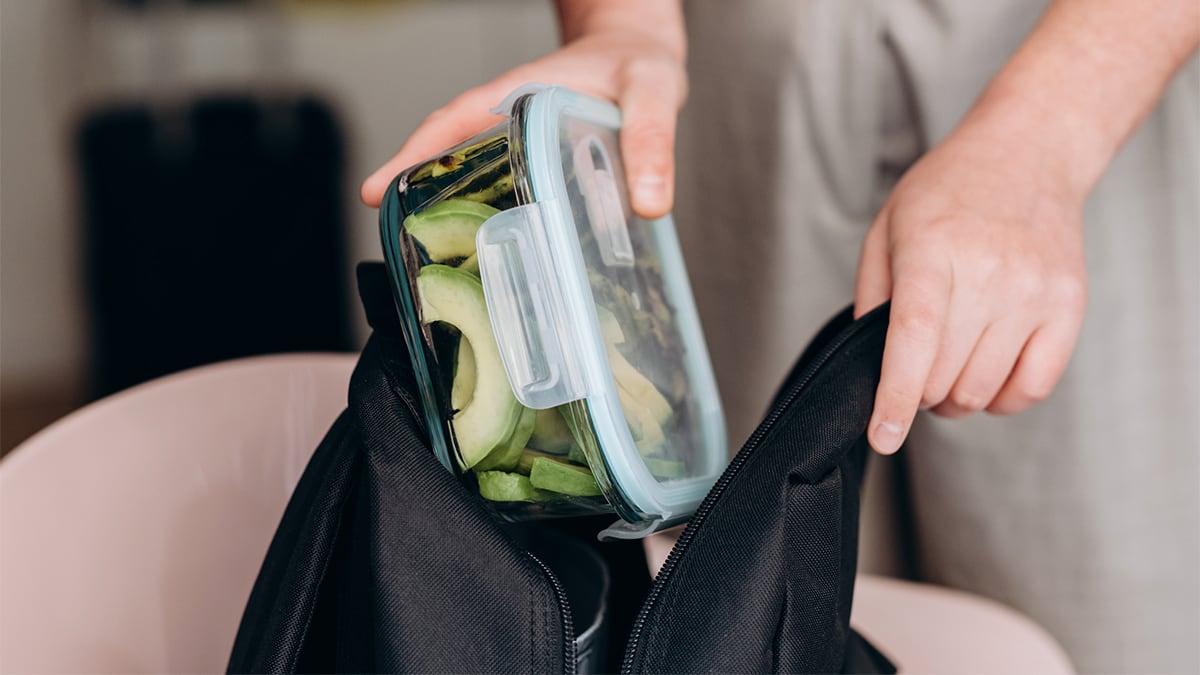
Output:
top-left (379, 86), bottom-right (726, 536)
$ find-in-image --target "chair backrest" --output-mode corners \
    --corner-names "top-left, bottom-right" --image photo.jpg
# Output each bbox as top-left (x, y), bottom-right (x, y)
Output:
top-left (0, 353), bottom-right (356, 674)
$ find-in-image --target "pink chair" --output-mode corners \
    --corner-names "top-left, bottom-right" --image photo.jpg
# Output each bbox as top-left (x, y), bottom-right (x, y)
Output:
top-left (1, 354), bottom-right (1073, 673)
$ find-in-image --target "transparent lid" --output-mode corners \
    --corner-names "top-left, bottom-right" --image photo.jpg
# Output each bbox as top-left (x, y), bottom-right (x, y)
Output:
top-left (476, 86), bottom-right (727, 530)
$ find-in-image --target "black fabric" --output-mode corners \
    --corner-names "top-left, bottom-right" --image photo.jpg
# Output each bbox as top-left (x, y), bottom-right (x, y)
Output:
top-left (622, 303), bottom-right (894, 674)
top-left (228, 263), bottom-right (896, 674)
top-left (228, 264), bottom-right (569, 674)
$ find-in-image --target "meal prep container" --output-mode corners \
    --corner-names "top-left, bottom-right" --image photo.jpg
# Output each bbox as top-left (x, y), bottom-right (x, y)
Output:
top-left (379, 85), bottom-right (726, 536)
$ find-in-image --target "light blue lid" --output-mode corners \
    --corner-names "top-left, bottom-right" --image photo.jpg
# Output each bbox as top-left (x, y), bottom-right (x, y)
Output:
top-left (476, 86), bottom-right (727, 527)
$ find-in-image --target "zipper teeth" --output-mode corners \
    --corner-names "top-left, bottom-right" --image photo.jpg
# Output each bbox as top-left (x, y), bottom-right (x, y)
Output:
top-left (528, 550), bottom-right (577, 674)
top-left (621, 312), bottom-right (877, 673)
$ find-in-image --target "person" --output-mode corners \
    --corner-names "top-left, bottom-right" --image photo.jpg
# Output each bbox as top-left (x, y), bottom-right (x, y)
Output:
top-left (362, 1), bottom-right (1199, 671)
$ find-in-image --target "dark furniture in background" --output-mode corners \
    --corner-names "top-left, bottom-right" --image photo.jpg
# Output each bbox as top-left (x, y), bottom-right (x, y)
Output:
top-left (79, 95), bottom-right (352, 397)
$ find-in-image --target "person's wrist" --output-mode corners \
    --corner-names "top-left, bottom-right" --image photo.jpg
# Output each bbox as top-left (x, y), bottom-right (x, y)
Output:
top-left (964, 60), bottom-right (1132, 201)
top-left (956, 84), bottom-right (1104, 207)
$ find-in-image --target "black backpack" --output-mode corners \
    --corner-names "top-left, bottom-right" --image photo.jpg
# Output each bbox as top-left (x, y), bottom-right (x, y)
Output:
top-left (227, 263), bottom-right (896, 674)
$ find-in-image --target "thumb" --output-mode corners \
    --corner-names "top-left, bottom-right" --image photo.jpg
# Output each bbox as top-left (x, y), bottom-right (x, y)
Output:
top-left (619, 62), bottom-right (686, 219)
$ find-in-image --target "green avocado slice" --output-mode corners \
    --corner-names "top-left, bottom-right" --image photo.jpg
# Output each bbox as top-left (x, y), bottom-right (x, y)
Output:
top-left (596, 305), bottom-right (626, 345)
top-left (529, 408), bottom-right (574, 454)
top-left (609, 345), bottom-right (673, 426)
top-left (404, 199), bottom-right (499, 263)
top-left (529, 456), bottom-right (603, 497)
top-left (516, 448), bottom-right (561, 475)
top-left (451, 338), bottom-right (477, 411)
top-left (475, 405), bottom-right (536, 472)
top-left (477, 471), bottom-right (546, 503)
top-left (618, 385), bottom-right (666, 452)
top-left (417, 264), bottom-right (522, 468)
top-left (459, 253), bottom-right (480, 276)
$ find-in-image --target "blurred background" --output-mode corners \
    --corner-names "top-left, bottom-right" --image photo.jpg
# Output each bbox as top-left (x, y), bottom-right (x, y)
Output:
top-left (0, 0), bottom-right (558, 453)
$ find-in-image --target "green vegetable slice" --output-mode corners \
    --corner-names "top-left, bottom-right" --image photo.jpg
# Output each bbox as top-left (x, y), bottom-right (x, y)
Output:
top-left (529, 457), bottom-right (603, 497)
top-left (529, 408), bottom-right (574, 454)
top-left (475, 405), bottom-right (536, 472)
top-left (477, 471), bottom-right (545, 502)
top-left (451, 338), bottom-right (476, 412)
top-left (403, 199), bottom-right (499, 262)
top-left (417, 264), bottom-right (523, 468)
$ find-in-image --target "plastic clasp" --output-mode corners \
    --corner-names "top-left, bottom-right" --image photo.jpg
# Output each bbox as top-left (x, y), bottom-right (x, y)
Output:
top-left (573, 135), bottom-right (635, 268)
top-left (476, 200), bottom-right (587, 410)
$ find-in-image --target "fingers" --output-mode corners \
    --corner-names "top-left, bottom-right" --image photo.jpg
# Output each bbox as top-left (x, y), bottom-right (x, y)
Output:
top-left (988, 317), bottom-right (1081, 414)
top-left (360, 72), bottom-right (532, 207)
top-left (931, 320), bottom-right (1030, 419)
top-left (618, 61), bottom-right (686, 219)
top-left (919, 288), bottom-right (992, 409)
top-left (868, 256), bottom-right (952, 454)
top-left (853, 218), bottom-right (892, 319)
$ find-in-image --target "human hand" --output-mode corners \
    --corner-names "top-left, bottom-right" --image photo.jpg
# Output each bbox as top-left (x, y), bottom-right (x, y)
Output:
top-left (360, 1), bottom-right (686, 219)
top-left (854, 119), bottom-right (1089, 455)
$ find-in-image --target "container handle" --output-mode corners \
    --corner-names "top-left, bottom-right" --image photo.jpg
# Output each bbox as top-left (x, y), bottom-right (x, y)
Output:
top-left (477, 200), bottom-right (587, 410)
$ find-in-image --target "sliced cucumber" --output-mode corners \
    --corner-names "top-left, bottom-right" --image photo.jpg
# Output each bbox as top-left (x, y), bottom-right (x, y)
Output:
top-left (529, 408), bottom-right (573, 454)
top-left (529, 457), bottom-right (603, 497)
top-left (417, 264), bottom-right (522, 468)
top-left (477, 471), bottom-right (545, 503)
top-left (404, 199), bottom-right (499, 263)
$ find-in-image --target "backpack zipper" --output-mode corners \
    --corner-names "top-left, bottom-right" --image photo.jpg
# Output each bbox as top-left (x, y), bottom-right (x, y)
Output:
top-left (527, 550), bottom-right (577, 673)
top-left (621, 308), bottom-right (881, 673)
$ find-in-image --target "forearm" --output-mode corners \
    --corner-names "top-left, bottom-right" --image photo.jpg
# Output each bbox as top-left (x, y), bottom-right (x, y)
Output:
top-left (552, 0), bottom-right (685, 61)
top-left (958, 0), bottom-right (1200, 197)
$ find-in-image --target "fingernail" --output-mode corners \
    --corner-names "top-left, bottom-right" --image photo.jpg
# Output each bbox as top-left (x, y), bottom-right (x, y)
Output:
top-left (634, 175), bottom-right (666, 211)
top-left (872, 420), bottom-right (904, 454)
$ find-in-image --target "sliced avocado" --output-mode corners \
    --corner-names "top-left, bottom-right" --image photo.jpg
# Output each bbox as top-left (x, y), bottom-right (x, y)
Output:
top-left (459, 172), bottom-right (515, 205)
top-left (418, 264), bottom-right (522, 468)
top-left (609, 345), bottom-right (673, 425)
top-left (596, 305), bottom-right (626, 345)
top-left (642, 456), bottom-right (687, 480)
top-left (404, 199), bottom-right (499, 262)
top-left (617, 386), bottom-right (644, 440)
top-left (516, 448), bottom-right (561, 475)
top-left (598, 302), bottom-right (673, 425)
top-left (477, 471), bottom-right (545, 503)
top-left (475, 405), bottom-right (536, 472)
top-left (618, 386), bottom-right (666, 450)
top-left (509, 404), bottom-right (537, 450)
top-left (451, 338), bottom-right (476, 411)
top-left (567, 443), bottom-right (588, 467)
top-left (459, 253), bottom-right (480, 276)
top-left (529, 457), bottom-right (603, 497)
top-left (529, 408), bottom-right (573, 454)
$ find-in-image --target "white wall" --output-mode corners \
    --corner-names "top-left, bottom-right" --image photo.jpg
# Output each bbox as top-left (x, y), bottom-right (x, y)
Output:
top-left (0, 0), bottom-right (559, 394)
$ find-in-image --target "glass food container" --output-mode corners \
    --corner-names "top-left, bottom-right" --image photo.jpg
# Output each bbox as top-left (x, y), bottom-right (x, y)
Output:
top-left (379, 85), bottom-right (726, 537)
